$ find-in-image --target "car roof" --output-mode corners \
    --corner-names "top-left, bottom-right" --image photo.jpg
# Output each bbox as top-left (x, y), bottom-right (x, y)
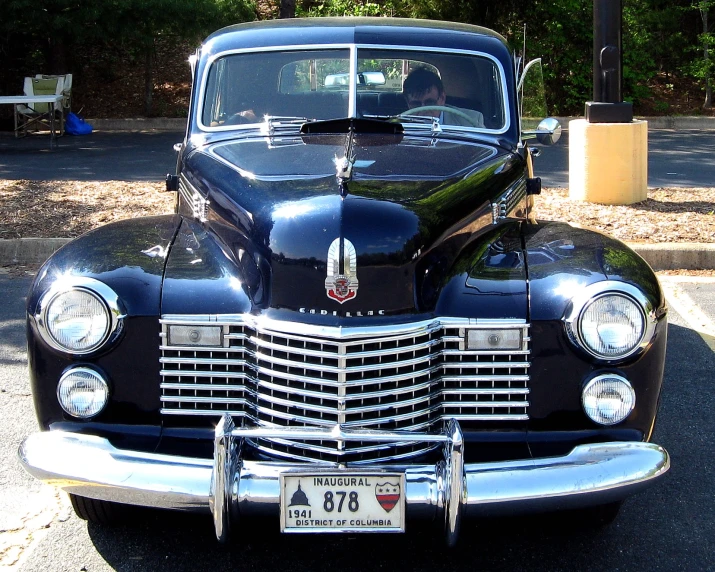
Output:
top-left (201, 17), bottom-right (511, 57)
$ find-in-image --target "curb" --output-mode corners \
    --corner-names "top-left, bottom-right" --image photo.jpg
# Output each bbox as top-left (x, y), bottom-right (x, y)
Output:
top-left (0, 238), bottom-right (71, 265)
top-left (1, 238), bottom-right (713, 271)
top-left (628, 243), bottom-right (715, 271)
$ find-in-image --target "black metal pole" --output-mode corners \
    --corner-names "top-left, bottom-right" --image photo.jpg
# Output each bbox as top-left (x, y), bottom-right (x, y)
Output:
top-left (586, 0), bottom-right (633, 122)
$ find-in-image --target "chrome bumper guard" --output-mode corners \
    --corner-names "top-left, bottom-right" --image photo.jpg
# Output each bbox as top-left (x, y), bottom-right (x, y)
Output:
top-left (19, 415), bottom-right (670, 546)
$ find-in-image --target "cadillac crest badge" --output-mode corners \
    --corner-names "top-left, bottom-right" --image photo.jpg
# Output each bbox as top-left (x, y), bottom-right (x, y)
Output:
top-left (325, 238), bottom-right (358, 303)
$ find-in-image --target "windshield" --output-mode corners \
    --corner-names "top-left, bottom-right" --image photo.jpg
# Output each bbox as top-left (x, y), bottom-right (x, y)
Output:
top-left (200, 47), bottom-right (508, 132)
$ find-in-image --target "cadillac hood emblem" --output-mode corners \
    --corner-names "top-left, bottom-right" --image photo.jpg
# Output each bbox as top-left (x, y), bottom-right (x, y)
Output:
top-left (325, 238), bottom-right (359, 303)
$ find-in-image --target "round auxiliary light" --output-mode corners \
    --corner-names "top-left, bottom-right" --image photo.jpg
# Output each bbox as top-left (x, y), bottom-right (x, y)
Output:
top-left (582, 374), bottom-right (635, 426)
top-left (37, 279), bottom-right (122, 355)
top-left (57, 368), bottom-right (109, 418)
top-left (579, 293), bottom-right (646, 359)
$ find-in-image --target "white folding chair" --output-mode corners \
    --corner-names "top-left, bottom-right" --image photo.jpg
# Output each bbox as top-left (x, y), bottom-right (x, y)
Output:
top-left (15, 76), bottom-right (65, 137)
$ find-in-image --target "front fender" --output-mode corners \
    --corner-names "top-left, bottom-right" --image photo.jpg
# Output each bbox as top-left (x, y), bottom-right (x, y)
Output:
top-left (523, 221), bottom-right (667, 440)
top-left (27, 215), bottom-right (182, 432)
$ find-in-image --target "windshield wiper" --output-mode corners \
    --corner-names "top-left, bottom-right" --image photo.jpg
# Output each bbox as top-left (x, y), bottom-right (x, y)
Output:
top-left (363, 113), bottom-right (443, 133)
top-left (261, 116), bottom-right (312, 135)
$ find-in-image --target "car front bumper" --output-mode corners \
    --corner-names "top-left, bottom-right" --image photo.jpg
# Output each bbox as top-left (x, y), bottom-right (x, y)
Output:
top-left (19, 415), bottom-right (670, 545)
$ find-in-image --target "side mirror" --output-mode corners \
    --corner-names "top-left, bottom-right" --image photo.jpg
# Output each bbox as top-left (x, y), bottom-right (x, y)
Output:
top-left (535, 117), bottom-right (562, 145)
top-left (521, 117), bottom-right (562, 145)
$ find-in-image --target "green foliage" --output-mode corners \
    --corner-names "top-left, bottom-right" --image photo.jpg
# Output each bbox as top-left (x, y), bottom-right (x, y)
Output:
top-left (3, 0), bottom-right (715, 116)
top-left (299, 0), bottom-right (395, 17)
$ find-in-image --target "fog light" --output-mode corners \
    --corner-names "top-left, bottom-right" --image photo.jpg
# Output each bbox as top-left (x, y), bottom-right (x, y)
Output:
top-left (57, 368), bottom-right (109, 418)
top-left (467, 328), bottom-right (522, 350)
top-left (168, 325), bottom-right (223, 347)
top-left (582, 374), bottom-right (635, 425)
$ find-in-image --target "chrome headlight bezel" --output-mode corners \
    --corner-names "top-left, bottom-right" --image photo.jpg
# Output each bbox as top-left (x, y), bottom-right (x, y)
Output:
top-left (563, 281), bottom-right (658, 361)
top-left (35, 277), bottom-right (124, 356)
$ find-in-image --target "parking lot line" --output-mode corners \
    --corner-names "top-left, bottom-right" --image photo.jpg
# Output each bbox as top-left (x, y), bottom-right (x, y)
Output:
top-left (658, 276), bottom-right (715, 352)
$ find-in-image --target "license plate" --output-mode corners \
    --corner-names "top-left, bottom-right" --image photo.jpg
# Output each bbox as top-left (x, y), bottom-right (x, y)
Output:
top-left (280, 472), bottom-right (405, 533)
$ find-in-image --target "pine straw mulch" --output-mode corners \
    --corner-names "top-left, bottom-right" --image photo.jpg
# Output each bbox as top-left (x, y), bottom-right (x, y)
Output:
top-left (0, 180), bottom-right (714, 243)
top-left (535, 187), bottom-right (715, 244)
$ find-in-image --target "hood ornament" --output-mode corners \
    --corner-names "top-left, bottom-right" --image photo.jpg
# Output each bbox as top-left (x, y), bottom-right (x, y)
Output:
top-left (325, 238), bottom-right (358, 303)
top-left (334, 155), bottom-right (354, 198)
top-left (334, 155), bottom-right (353, 181)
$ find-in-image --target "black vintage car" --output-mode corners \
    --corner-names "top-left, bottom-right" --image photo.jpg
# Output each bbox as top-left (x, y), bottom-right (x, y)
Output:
top-left (20, 18), bottom-right (669, 545)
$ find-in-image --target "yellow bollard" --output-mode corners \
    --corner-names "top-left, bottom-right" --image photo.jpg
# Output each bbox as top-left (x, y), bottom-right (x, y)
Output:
top-left (569, 119), bottom-right (648, 205)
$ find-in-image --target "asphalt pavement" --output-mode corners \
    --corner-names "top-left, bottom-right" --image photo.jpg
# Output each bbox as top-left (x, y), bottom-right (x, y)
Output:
top-left (534, 127), bottom-right (715, 188)
top-left (0, 130), bottom-right (182, 182)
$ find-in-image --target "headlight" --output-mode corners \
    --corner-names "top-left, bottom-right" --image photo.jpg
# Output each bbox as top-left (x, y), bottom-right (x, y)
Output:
top-left (580, 294), bottom-right (645, 358)
top-left (564, 282), bottom-right (656, 360)
top-left (582, 374), bottom-right (635, 425)
top-left (57, 368), bottom-right (109, 418)
top-left (36, 278), bottom-right (124, 355)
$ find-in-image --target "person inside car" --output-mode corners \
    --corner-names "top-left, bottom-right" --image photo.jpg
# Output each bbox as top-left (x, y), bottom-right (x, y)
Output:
top-left (403, 67), bottom-right (485, 128)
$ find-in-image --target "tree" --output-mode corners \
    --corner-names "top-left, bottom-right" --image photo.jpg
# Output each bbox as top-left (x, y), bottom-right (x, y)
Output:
top-left (280, 0), bottom-right (297, 18)
top-left (0, 0), bottom-right (255, 116)
top-left (694, 1), bottom-right (714, 108)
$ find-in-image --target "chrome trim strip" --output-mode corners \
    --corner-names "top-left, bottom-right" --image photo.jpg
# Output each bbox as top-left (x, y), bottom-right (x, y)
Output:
top-left (252, 364), bottom-right (439, 388)
top-left (491, 177), bottom-right (527, 224)
top-left (160, 315), bottom-right (523, 339)
top-left (251, 350), bottom-right (440, 375)
top-left (257, 378), bottom-right (435, 401)
top-left (251, 335), bottom-right (442, 360)
top-left (161, 370), bottom-right (251, 380)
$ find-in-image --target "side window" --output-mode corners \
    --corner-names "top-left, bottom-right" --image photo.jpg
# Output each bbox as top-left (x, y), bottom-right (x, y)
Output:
top-left (202, 58), bottom-right (228, 126)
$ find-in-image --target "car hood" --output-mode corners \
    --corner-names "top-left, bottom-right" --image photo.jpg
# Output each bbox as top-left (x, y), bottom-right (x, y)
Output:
top-left (171, 130), bottom-right (527, 320)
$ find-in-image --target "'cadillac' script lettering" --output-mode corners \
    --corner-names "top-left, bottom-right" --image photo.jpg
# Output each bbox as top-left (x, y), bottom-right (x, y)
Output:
top-left (299, 308), bottom-right (385, 317)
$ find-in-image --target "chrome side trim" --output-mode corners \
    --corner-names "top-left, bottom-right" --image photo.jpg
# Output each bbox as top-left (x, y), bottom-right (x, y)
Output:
top-left (491, 177), bottom-right (527, 224)
top-left (179, 176), bottom-right (209, 222)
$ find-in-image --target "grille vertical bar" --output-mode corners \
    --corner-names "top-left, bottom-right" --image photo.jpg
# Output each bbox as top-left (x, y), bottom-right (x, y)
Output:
top-left (160, 316), bottom-right (530, 463)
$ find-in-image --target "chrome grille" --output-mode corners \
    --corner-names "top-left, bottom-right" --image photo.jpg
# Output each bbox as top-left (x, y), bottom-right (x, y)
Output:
top-left (160, 317), bottom-right (530, 463)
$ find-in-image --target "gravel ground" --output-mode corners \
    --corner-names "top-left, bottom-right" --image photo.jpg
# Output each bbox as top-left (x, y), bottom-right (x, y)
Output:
top-left (1, 180), bottom-right (713, 243)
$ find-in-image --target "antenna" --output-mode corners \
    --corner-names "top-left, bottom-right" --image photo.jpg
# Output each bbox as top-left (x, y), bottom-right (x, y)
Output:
top-left (521, 24), bottom-right (527, 116)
